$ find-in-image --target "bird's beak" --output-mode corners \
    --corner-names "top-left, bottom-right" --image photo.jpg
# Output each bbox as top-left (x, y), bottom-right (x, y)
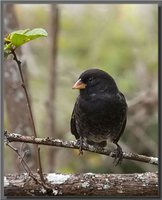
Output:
top-left (72, 79), bottom-right (87, 89)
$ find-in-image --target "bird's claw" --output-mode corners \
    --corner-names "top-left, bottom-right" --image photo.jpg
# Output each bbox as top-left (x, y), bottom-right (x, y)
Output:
top-left (79, 147), bottom-right (83, 155)
top-left (113, 145), bottom-right (123, 166)
top-left (76, 137), bottom-right (86, 156)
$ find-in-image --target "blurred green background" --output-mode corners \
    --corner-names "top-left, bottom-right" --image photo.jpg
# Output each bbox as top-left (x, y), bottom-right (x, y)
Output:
top-left (4, 4), bottom-right (158, 174)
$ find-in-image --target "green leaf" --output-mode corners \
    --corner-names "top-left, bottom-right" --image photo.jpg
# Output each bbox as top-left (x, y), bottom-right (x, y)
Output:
top-left (25, 28), bottom-right (48, 39)
top-left (10, 28), bottom-right (30, 36)
top-left (4, 43), bottom-right (12, 51)
top-left (9, 28), bottom-right (48, 48)
top-left (11, 34), bottom-right (30, 47)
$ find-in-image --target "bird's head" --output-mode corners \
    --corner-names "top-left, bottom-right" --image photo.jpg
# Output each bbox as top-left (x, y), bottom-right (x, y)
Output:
top-left (72, 68), bottom-right (118, 96)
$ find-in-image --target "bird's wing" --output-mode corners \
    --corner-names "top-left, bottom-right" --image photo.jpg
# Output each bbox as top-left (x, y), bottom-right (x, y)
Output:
top-left (114, 117), bottom-right (127, 143)
top-left (113, 92), bottom-right (128, 143)
top-left (70, 101), bottom-right (80, 139)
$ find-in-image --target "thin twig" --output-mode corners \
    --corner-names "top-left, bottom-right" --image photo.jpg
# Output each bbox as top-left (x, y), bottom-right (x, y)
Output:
top-left (10, 49), bottom-right (44, 183)
top-left (6, 142), bottom-right (52, 191)
top-left (5, 132), bottom-right (158, 166)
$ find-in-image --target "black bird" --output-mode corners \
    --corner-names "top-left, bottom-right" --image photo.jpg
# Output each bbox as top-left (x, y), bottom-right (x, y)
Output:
top-left (71, 68), bottom-right (127, 165)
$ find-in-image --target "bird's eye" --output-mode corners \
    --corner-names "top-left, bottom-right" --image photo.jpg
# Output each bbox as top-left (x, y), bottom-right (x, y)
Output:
top-left (88, 77), bottom-right (93, 82)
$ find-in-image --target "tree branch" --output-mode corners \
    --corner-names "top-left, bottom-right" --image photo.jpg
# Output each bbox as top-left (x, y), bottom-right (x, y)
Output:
top-left (4, 172), bottom-right (158, 196)
top-left (4, 132), bottom-right (158, 166)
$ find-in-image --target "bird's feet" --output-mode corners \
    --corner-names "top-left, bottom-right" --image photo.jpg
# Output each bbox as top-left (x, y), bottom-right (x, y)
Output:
top-left (76, 137), bottom-right (86, 155)
top-left (113, 143), bottom-right (123, 166)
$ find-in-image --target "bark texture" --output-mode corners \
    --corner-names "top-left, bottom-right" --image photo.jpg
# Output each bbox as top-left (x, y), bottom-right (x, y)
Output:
top-left (5, 132), bottom-right (158, 166)
top-left (4, 172), bottom-right (158, 196)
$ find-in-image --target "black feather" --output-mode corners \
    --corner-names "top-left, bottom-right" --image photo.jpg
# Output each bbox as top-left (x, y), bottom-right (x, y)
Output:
top-left (70, 68), bottom-right (127, 165)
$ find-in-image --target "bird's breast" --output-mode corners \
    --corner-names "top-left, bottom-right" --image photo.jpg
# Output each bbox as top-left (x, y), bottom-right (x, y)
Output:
top-left (76, 94), bottom-right (126, 139)
top-left (78, 94), bottom-right (115, 115)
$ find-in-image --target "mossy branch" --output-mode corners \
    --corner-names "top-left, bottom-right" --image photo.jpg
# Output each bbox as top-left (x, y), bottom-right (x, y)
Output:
top-left (4, 131), bottom-right (158, 166)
